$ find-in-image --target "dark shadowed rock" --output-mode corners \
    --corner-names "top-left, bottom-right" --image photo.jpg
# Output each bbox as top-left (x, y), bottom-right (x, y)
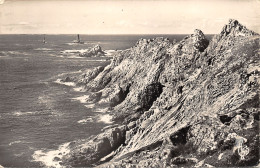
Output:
top-left (138, 82), bottom-right (164, 111)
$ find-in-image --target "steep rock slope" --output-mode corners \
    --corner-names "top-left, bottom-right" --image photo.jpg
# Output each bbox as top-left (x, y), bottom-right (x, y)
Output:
top-left (61, 19), bottom-right (259, 167)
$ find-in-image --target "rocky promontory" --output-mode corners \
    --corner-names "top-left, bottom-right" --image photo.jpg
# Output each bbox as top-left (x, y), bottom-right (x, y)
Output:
top-left (60, 19), bottom-right (259, 167)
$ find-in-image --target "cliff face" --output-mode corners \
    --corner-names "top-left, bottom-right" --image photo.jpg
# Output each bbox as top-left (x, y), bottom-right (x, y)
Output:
top-left (61, 19), bottom-right (259, 167)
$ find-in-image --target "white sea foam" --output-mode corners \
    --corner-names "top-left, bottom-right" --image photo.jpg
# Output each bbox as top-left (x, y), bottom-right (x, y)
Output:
top-left (104, 50), bottom-right (117, 56)
top-left (85, 59), bottom-right (107, 62)
top-left (14, 152), bottom-right (25, 157)
top-left (77, 118), bottom-right (93, 124)
top-left (54, 79), bottom-right (76, 86)
top-left (61, 49), bottom-right (88, 54)
top-left (98, 114), bottom-right (113, 124)
top-left (55, 71), bottom-right (81, 78)
top-left (0, 56), bottom-right (9, 59)
top-left (84, 104), bottom-right (95, 108)
top-left (48, 71), bottom-right (80, 83)
top-left (7, 51), bottom-right (21, 55)
top-left (67, 55), bottom-right (85, 59)
top-left (9, 140), bottom-right (22, 146)
top-left (13, 111), bottom-right (38, 116)
top-left (94, 107), bottom-right (109, 113)
top-left (86, 41), bottom-right (102, 45)
top-left (48, 54), bottom-right (64, 58)
top-left (32, 142), bottom-right (70, 168)
top-left (38, 95), bottom-right (51, 104)
top-left (34, 48), bottom-right (53, 51)
top-left (66, 43), bottom-right (82, 46)
top-left (71, 95), bottom-right (89, 103)
top-left (0, 51), bottom-right (21, 56)
top-left (73, 86), bottom-right (85, 92)
top-left (104, 49), bottom-right (122, 56)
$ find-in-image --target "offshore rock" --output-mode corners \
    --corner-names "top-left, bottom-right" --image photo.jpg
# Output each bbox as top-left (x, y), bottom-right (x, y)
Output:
top-left (60, 19), bottom-right (260, 167)
top-left (79, 44), bottom-right (105, 57)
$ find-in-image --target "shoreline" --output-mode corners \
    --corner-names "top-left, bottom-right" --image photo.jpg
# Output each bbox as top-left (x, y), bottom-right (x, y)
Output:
top-left (35, 19), bottom-right (260, 167)
top-left (1, 20), bottom-right (259, 167)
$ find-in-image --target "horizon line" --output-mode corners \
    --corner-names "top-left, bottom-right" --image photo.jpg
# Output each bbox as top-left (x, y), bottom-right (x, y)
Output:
top-left (0, 33), bottom-right (217, 35)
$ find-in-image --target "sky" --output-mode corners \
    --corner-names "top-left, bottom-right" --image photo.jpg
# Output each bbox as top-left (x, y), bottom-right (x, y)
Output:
top-left (0, 0), bottom-right (259, 34)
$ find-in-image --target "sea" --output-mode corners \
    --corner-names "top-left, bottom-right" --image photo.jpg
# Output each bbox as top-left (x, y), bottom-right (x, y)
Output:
top-left (0, 34), bottom-right (213, 167)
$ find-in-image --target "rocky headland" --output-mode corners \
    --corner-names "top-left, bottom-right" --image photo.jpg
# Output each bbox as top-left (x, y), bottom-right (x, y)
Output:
top-left (59, 19), bottom-right (259, 167)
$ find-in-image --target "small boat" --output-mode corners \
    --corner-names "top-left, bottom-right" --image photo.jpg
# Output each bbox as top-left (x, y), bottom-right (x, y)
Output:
top-left (73, 34), bottom-right (84, 44)
top-left (43, 34), bottom-right (47, 44)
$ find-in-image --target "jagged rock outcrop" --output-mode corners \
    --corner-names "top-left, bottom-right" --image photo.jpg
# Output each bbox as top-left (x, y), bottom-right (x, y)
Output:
top-left (61, 126), bottom-right (127, 167)
top-left (79, 44), bottom-right (105, 57)
top-left (61, 66), bottom-right (104, 85)
top-left (59, 19), bottom-right (259, 167)
top-left (220, 19), bottom-right (257, 37)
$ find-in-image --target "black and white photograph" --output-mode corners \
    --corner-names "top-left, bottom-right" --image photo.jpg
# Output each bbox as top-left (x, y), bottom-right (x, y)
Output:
top-left (0, 0), bottom-right (259, 167)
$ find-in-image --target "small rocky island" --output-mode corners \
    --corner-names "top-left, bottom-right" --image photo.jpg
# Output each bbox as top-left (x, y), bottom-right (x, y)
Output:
top-left (79, 44), bottom-right (105, 57)
top-left (59, 19), bottom-right (259, 167)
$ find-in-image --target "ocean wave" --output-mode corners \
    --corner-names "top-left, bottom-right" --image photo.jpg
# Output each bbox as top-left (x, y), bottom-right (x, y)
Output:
top-left (48, 54), bottom-right (64, 58)
top-left (94, 107), bottom-right (110, 113)
top-left (12, 109), bottom-right (59, 118)
top-left (55, 70), bottom-right (82, 78)
top-left (77, 117), bottom-right (93, 124)
top-left (34, 48), bottom-right (53, 51)
top-left (5, 51), bottom-right (21, 55)
top-left (85, 59), bottom-right (108, 62)
top-left (104, 49), bottom-right (118, 56)
top-left (48, 71), bottom-right (81, 83)
top-left (9, 140), bottom-right (23, 146)
top-left (0, 56), bottom-right (9, 58)
top-left (0, 51), bottom-right (21, 57)
top-left (84, 41), bottom-right (102, 45)
top-left (98, 114), bottom-right (113, 124)
top-left (32, 142), bottom-right (70, 168)
top-left (71, 95), bottom-right (89, 103)
top-left (66, 42), bottom-right (84, 46)
top-left (67, 55), bottom-right (85, 59)
top-left (61, 49), bottom-right (88, 54)
top-left (14, 152), bottom-right (25, 157)
top-left (84, 104), bottom-right (95, 108)
top-left (13, 111), bottom-right (38, 116)
top-left (54, 79), bottom-right (76, 86)
top-left (73, 86), bottom-right (85, 92)
top-left (9, 140), bottom-right (32, 146)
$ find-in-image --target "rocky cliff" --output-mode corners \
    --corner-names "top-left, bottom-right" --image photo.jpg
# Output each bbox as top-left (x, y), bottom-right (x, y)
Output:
top-left (60, 19), bottom-right (259, 167)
